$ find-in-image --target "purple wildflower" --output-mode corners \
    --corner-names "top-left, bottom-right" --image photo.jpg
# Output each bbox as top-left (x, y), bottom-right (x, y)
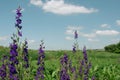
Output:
top-left (16, 12), bottom-right (22, 17)
top-left (35, 40), bottom-right (45, 80)
top-left (72, 30), bottom-right (78, 53)
top-left (78, 46), bottom-right (92, 80)
top-left (9, 43), bottom-right (19, 65)
top-left (79, 60), bottom-right (84, 76)
top-left (16, 6), bottom-right (22, 17)
top-left (18, 30), bottom-right (22, 37)
top-left (60, 54), bottom-right (68, 65)
top-left (10, 43), bottom-right (18, 56)
top-left (15, 6), bottom-right (22, 37)
top-left (8, 6), bottom-right (23, 80)
top-left (0, 55), bottom-right (9, 80)
top-left (23, 40), bottom-right (29, 68)
top-left (16, 19), bottom-right (22, 24)
top-left (74, 30), bottom-right (78, 39)
top-left (0, 64), bottom-right (7, 80)
top-left (60, 54), bottom-right (70, 80)
top-left (9, 63), bottom-right (17, 74)
top-left (15, 24), bottom-right (22, 30)
top-left (8, 63), bottom-right (19, 80)
top-left (37, 41), bottom-right (45, 65)
top-left (60, 68), bottom-right (70, 80)
top-left (83, 46), bottom-right (88, 64)
top-left (35, 66), bottom-right (44, 80)
top-left (72, 46), bottom-right (76, 53)
top-left (68, 60), bottom-right (77, 80)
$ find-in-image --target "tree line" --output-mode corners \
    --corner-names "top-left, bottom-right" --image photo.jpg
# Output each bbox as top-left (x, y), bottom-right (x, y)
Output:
top-left (104, 42), bottom-right (120, 53)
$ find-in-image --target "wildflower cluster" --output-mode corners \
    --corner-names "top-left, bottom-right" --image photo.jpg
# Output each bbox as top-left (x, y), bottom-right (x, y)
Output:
top-left (72, 30), bottom-right (78, 53)
top-left (79, 46), bottom-right (92, 80)
top-left (7, 6), bottom-right (23, 80)
top-left (9, 40), bottom-right (19, 65)
top-left (22, 40), bottom-right (29, 68)
top-left (60, 54), bottom-right (70, 80)
top-left (68, 60), bottom-right (77, 80)
top-left (35, 40), bottom-right (45, 80)
top-left (15, 6), bottom-right (22, 37)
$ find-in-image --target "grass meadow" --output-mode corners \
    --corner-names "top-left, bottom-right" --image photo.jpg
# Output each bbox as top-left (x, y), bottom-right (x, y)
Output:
top-left (0, 46), bottom-right (120, 80)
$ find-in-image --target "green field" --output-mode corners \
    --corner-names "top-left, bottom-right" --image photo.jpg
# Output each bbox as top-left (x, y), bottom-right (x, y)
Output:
top-left (0, 46), bottom-right (120, 80)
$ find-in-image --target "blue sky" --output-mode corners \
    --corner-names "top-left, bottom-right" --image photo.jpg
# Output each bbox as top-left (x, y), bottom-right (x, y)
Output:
top-left (0, 0), bottom-right (120, 50)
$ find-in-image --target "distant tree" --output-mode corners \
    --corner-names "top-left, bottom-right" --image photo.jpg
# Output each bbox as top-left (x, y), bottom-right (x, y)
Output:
top-left (115, 42), bottom-right (120, 53)
top-left (104, 42), bottom-right (120, 53)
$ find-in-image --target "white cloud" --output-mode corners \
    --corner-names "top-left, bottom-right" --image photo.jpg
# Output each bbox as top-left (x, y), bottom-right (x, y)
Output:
top-left (42, 0), bottom-right (98, 15)
top-left (30, 0), bottom-right (43, 7)
top-left (65, 36), bottom-right (73, 40)
top-left (116, 20), bottom-right (120, 26)
top-left (88, 38), bottom-right (99, 42)
top-left (66, 29), bottom-right (74, 35)
top-left (28, 40), bottom-right (35, 44)
top-left (101, 24), bottom-right (111, 28)
top-left (96, 30), bottom-right (119, 35)
top-left (67, 26), bottom-right (82, 30)
top-left (82, 33), bottom-right (96, 38)
top-left (30, 0), bottom-right (98, 15)
top-left (0, 36), bottom-right (8, 41)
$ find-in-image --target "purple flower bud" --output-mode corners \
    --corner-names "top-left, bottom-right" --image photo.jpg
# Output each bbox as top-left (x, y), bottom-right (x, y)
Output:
top-left (18, 30), bottom-right (22, 37)
top-left (74, 30), bottom-right (78, 39)
top-left (23, 40), bottom-right (29, 68)
top-left (60, 54), bottom-right (68, 65)
top-left (17, 12), bottom-right (22, 17)
top-left (15, 24), bottom-right (22, 29)
top-left (10, 44), bottom-right (18, 57)
top-left (64, 54), bottom-right (68, 64)
top-left (24, 56), bottom-right (28, 62)
top-left (60, 54), bottom-right (70, 80)
top-left (83, 46), bottom-right (88, 63)
top-left (16, 6), bottom-right (22, 17)
top-left (72, 46), bottom-right (76, 53)
top-left (25, 40), bottom-right (28, 45)
top-left (9, 64), bottom-right (17, 74)
top-left (16, 19), bottom-right (22, 24)
top-left (39, 48), bottom-right (44, 54)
